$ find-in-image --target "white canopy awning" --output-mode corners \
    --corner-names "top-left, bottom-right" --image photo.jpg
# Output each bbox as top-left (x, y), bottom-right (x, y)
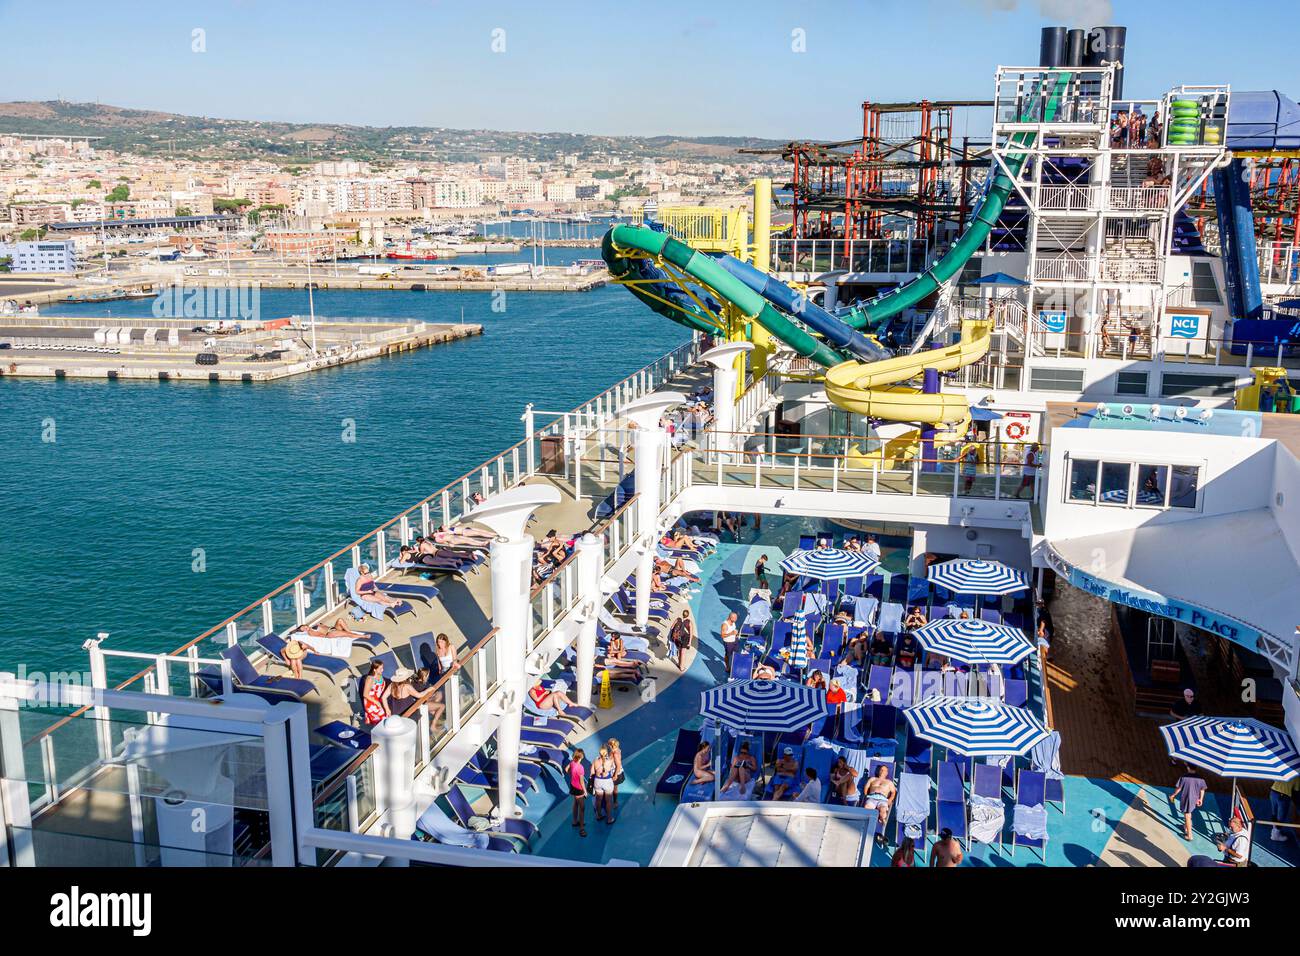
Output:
top-left (1046, 508), bottom-right (1297, 673)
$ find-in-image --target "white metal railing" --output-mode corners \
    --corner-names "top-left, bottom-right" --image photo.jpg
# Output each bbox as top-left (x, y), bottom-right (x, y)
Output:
top-left (1106, 185), bottom-right (1171, 212)
top-left (1258, 243), bottom-right (1300, 286)
top-left (1099, 256), bottom-right (1161, 283)
top-left (1039, 185), bottom-right (1098, 212)
top-left (1033, 254), bottom-right (1092, 282)
top-left (770, 237), bottom-right (946, 276)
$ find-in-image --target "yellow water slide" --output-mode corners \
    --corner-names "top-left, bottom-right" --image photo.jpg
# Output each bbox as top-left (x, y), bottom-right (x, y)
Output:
top-left (823, 319), bottom-right (993, 432)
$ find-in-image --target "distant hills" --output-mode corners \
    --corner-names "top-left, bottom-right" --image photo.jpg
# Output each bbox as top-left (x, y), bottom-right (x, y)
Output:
top-left (0, 101), bottom-right (786, 164)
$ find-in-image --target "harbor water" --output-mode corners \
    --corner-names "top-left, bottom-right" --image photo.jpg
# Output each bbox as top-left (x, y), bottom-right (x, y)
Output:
top-left (0, 281), bottom-right (687, 674)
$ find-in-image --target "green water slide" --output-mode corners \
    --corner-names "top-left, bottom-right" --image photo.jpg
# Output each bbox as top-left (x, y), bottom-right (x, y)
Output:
top-left (601, 225), bottom-right (846, 367)
top-left (845, 72), bottom-right (1072, 330)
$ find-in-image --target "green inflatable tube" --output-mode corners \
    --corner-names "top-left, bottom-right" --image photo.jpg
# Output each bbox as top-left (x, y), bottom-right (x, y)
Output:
top-left (845, 72), bottom-right (1073, 330)
top-left (602, 226), bottom-right (847, 367)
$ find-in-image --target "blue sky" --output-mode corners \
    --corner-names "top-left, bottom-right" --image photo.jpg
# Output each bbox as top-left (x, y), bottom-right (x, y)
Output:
top-left (0, 0), bottom-right (1295, 139)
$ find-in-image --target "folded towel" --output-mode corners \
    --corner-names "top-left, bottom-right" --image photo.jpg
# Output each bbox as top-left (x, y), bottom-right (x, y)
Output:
top-left (1012, 803), bottom-right (1048, 841)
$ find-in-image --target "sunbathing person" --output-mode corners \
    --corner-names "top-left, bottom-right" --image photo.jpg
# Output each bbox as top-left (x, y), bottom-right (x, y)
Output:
top-left (904, 606), bottom-right (928, 631)
top-left (830, 757), bottom-right (858, 804)
top-left (754, 663), bottom-right (777, 680)
top-left (299, 616), bottom-right (367, 641)
top-left (721, 741), bottom-right (757, 793)
top-left (691, 741), bottom-right (715, 785)
top-left (862, 765), bottom-right (898, 841)
top-left (355, 564), bottom-right (402, 607)
top-left (280, 633), bottom-right (308, 679)
top-left (538, 529), bottom-right (568, 565)
top-left (670, 557), bottom-right (700, 586)
top-left (432, 525), bottom-right (494, 549)
top-left (806, 669), bottom-right (826, 691)
top-left (845, 628), bottom-right (871, 665)
top-left (895, 633), bottom-right (919, 670)
top-left (410, 667), bottom-right (445, 730)
top-left (528, 680), bottom-right (576, 713)
top-left (771, 747), bottom-right (800, 799)
top-left (662, 530), bottom-right (700, 553)
top-left (601, 635), bottom-right (642, 681)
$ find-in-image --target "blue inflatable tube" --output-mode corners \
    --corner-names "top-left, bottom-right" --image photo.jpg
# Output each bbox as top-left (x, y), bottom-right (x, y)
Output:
top-left (710, 255), bottom-right (891, 362)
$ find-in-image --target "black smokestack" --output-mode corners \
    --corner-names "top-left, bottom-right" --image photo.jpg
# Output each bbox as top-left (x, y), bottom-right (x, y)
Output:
top-left (1090, 25), bottom-right (1127, 99)
top-left (1039, 27), bottom-right (1067, 68)
top-left (1065, 29), bottom-right (1086, 67)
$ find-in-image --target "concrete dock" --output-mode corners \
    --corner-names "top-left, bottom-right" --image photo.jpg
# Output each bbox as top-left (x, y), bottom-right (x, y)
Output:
top-left (0, 314), bottom-right (483, 382)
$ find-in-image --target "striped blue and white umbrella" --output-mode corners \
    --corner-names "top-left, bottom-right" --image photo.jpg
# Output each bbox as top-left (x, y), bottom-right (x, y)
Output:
top-left (700, 678), bottom-right (828, 733)
top-left (1160, 717), bottom-right (1300, 781)
top-left (904, 696), bottom-right (1051, 757)
top-left (927, 558), bottom-right (1029, 596)
top-left (913, 618), bottom-right (1035, 666)
top-left (788, 611), bottom-right (811, 669)
top-left (780, 548), bottom-right (880, 580)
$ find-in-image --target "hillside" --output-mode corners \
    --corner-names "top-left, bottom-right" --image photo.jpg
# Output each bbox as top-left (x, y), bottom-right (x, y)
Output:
top-left (0, 101), bottom-right (785, 164)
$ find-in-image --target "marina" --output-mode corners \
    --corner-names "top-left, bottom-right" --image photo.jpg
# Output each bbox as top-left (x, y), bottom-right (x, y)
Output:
top-left (2, 9), bottom-right (1298, 897)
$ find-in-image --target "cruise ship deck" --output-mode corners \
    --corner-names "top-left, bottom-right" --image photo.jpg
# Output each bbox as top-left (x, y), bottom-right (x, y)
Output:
top-left (4, 334), bottom-right (1298, 869)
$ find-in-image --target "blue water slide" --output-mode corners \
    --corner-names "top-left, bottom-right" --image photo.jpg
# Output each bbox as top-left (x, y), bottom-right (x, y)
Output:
top-left (708, 254), bottom-right (891, 362)
top-left (1212, 158), bottom-right (1263, 321)
top-left (1226, 91), bottom-right (1300, 152)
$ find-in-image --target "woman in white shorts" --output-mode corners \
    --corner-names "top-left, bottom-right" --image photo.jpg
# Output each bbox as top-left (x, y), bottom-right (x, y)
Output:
top-left (592, 746), bottom-right (618, 825)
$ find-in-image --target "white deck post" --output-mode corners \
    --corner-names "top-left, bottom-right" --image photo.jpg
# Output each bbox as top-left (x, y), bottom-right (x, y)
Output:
top-left (700, 342), bottom-right (754, 461)
top-left (370, 715), bottom-right (419, 858)
top-left (574, 533), bottom-right (603, 708)
top-left (624, 392), bottom-right (687, 629)
top-left (466, 485), bottom-right (562, 819)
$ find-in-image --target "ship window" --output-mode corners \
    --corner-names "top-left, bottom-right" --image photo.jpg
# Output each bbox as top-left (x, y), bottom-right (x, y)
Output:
top-left (1099, 462), bottom-right (1132, 505)
top-left (1160, 372), bottom-right (1236, 398)
top-left (1030, 367), bottom-right (1086, 392)
top-left (1115, 371), bottom-right (1148, 396)
top-left (1136, 465), bottom-right (1169, 507)
top-left (1068, 458), bottom-right (1099, 502)
top-left (1190, 261), bottom-right (1222, 305)
top-left (1169, 465), bottom-right (1200, 509)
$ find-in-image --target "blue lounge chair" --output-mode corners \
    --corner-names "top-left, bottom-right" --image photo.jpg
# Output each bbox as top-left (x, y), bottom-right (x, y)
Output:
top-left (220, 645), bottom-right (316, 702)
top-left (1030, 730), bottom-right (1065, 812)
top-left (866, 664), bottom-right (892, 703)
top-left (904, 727), bottom-right (932, 775)
top-left (375, 580), bottom-right (440, 606)
top-left (1011, 769), bottom-right (1048, 859)
top-left (895, 772), bottom-right (931, 846)
top-left (801, 745), bottom-right (835, 802)
top-left (979, 607), bottom-right (1003, 625)
top-left (259, 633), bottom-right (352, 682)
top-left (1004, 677), bottom-right (1029, 708)
top-left (314, 720), bottom-right (371, 751)
top-left (445, 784), bottom-right (536, 848)
top-left (970, 763), bottom-right (1005, 849)
top-left (521, 715), bottom-right (573, 742)
top-left (867, 702), bottom-right (898, 752)
top-left (887, 668), bottom-right (914, 708)
top-left (766, 744), bottom-right (805, 800)
top-left (844, 576), bottom-right (864, 599)
top-left (654, 728), bottom-right (702, 803)
top-left (462, 752), bottom-right (542, 794)
top-left (821, 623), bottom-right (846, 662)
top-left (343, 566), bottom-right (414, 622)
top-left (798, 534), bottom-right (816, 550)
top-left (886, 575), bottom-right (909, 605)
top-left (414, 803), bottom-right (516, 853)
top-left (780, 592), bottom-right (804, 618)
top-left (878, 601), bottom-right (905, 636)
top-left (865, 574), bottom-right (884, 599)
top-left (936, 760), bottom-right (968, 849)
top-left (523, 694), bottom-right (595, 726)
top-left (729, 651), bottom-right (754, 680)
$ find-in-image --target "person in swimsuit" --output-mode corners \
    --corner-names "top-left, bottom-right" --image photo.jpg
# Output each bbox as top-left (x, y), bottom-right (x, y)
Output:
top-left (529, 680), bottom-right (576, 713)
top-left (355, 564), bottom-right (402, 608)
top-left (863, 765), bottom-right (897, 844)
top-left (691, 740), bottom-right (715, 785)
top-left (591, 746), bottom-right (617, 824)
top-left (602, 634), bottom-right (641, 682)
top-left (830, 756), bottom-right (858, 804)
top-left (891, 837), bottom-right (916, 867)
top-left (607, 738), bottom-right (626, 808)
top-left (754, 554), bottom-right (769, 592)
top-left (721, 741), bottom-right (758, 794)
top-left (771, 747), bottom-right (799, 800)
top-left (567, 748), bottom-right (588, 837)
top-left (904, 606), bottom-right (927, 631)
top-left (280, 634), bottom-right (307, 679)
top-left (930, 827), bottom-right (965, 867)
top-left (361, 660), bottom-right (390, 725)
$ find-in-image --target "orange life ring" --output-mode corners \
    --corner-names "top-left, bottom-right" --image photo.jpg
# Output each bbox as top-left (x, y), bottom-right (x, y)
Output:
top-left (1004, 420), bottom-right (1028, 441)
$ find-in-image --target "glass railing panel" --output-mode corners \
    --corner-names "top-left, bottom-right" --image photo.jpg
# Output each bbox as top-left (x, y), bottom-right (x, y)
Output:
top-left (267, 590), bottom-right (297, 638)
top-left (300, 565), bottom-right (329, 619)
top-left (225, 604), bottom-right (266, 654)
top-left (837, 466), bottom-right (874, 493)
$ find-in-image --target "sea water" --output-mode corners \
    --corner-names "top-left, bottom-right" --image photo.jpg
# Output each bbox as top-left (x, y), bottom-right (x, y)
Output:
top-left (0, 282), bottom-right (687, 673)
